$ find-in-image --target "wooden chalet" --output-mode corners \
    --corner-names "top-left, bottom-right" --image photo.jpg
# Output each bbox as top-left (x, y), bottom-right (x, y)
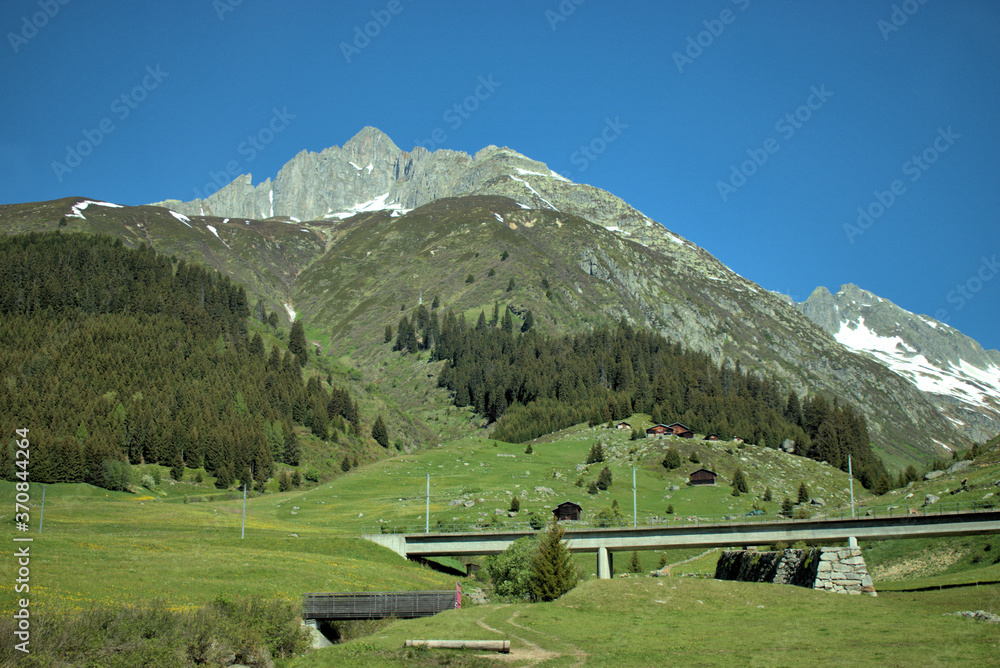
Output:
top-left (615, 421), bottom-right (632, 430)
top-left (552, 501), bottom-right (582, 521)
top-left (665, 422), bottom-right (695, 438)
top-left (689, 468), bottom-right (718, 486)
top-left (646, 424), bottom-right (671, 438)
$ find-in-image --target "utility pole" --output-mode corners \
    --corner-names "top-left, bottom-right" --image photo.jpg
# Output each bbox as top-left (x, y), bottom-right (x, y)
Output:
top-left (848, 455), bottom-right (855, 518)
top-left (426, 474), bottom-right (430, 534)
top-left (632, 467), bottom-right (637, 527)
top-left (241, 483), bottom-right (247, 539)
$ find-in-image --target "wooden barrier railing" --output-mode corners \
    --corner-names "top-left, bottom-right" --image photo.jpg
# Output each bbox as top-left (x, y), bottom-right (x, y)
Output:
top-left (303, 589), bottom-right (459, 620)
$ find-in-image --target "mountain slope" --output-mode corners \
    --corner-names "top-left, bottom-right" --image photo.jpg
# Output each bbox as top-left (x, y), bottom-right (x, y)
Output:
top-left (2, 126), bottom-right (989, 468)
top-left (798, 284), bottom-right (1000, 443)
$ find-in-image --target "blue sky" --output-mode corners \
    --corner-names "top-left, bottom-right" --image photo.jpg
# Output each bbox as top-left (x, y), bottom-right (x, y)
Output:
top-left (2, 0), bottom-right (998, 350)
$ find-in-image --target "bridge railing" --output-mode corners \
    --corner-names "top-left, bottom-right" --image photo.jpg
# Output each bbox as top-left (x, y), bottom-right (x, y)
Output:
top-left (361, 499), bottom-right (997, 536)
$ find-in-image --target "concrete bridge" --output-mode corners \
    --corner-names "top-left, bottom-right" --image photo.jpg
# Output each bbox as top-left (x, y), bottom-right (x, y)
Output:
top-left (364, 509), bottom-right (1000, 578)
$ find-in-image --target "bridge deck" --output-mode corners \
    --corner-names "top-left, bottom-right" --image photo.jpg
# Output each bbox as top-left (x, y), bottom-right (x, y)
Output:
top-left (303, 591), bottom-right (457, 620)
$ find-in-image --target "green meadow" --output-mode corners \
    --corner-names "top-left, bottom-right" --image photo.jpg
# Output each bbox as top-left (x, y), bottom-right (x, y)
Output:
top-left (2, 423), bottom-right (998, 666)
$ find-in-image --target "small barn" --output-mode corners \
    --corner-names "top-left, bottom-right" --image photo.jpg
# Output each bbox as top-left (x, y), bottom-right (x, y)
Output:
top-left (552, 501), bottom-right (582, 521)
top-left (689, 468), bottom-right (718, 486)
top-left (665, 422), bottom-right (695, 439)
top-left (615, 421), bottom-right (632, 431)
top-left (704, 434), bottom-right (720, 441)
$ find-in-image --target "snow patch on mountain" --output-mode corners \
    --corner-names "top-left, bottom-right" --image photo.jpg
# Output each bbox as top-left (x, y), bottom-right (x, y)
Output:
top-left (835, 317), bottom-right (1000, 412)
top-left (169, 210), bottom-right (193, 227)
top-left (323, 192), bottom-right (407, 219)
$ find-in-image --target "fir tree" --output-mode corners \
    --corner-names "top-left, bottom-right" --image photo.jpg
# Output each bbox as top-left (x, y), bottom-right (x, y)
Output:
top-left (510, 497), bottom-right (520, 513)
top-left (521, 309), bottom-right (534, 332)
top-left (501, 250), bottom-right (509, 261)
top-left (372, 415), bottom-right (390, 448)
top-left (781, 496), bottom-right (793, 516)
top-left (586, 442), bottom-right (605, 464)
top-left (763, 486), bottom-right (773, 502)
top-left (289, 320), bottom-right (308, 365)
top-left (596, 466), bottom-right (612, 490)
top-left (732, 467), bottom-right (749, 493)
top-left (629, 551), bottom-right (642, 573)
top-left (662, 447), bottom-right (681, 469)
top-left (797, 481), bottom-right (810, 504)
top-left (384, 324), bottom-right (393, 343)
top-left (530, 520), bottom-right (578, 601)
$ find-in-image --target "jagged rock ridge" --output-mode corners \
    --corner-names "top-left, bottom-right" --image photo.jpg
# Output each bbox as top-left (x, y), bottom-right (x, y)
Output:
top-left (798, 284), bottom-right (1000, 442)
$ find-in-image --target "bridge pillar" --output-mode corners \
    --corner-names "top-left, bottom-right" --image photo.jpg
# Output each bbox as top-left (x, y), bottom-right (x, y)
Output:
top-left (598, 546), bottom-right (611, 579)
top-left (848, 536), bottom-right (858, 548)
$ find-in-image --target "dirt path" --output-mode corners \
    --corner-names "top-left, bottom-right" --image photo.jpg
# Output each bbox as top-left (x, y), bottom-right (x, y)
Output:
top-left (474, 606), bottom-right (565, 666)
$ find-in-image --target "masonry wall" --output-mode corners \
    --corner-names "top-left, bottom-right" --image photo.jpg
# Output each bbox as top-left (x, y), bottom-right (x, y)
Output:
top-left (715, 547), bottom-right (876, 596)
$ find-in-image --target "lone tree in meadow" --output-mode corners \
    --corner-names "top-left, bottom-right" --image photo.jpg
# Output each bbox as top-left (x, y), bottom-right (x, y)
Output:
top-left (732, 467), bottom-right (749, 494)
top-left (662, 447), bottom-right (681, 470)
top-left (781, 496), bottom-right (794, 517)
top-left (530, 519), bottom-right (579, 602)
top-left (372, 415), bottom-right (390, 448)
top-left (763, 486), bottom-right (773, 502)
top-left (797, 481), bottom-right (810, 504)
top-left (586, 442), bottom-right (605, 464)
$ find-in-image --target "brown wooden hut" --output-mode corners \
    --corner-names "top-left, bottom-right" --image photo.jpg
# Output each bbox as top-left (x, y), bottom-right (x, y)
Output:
top-left (552, 501), bottom-right (582, 521)
top-left (689, 468), bottom-right (718, 486)
top-left (615, 421), bottom-right (632, 430)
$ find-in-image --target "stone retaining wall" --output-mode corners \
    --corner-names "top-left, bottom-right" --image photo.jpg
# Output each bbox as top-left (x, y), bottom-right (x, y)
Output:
top-left (715, 547), bottom-right (876, 596)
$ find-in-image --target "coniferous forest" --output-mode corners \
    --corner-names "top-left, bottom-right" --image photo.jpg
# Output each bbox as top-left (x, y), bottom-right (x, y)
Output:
top-left (0, 233), bottom-right (347, 490)
top-left (393, 306), bottom-right (891, 491)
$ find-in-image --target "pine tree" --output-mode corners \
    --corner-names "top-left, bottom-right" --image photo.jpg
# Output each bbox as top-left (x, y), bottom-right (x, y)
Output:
top-left (521, 309), bottom-right (534, 332)
top-left (340, 456), bottom-right (351, 472)
top-left (289, 320), bottom-right (308, 365)
top-left (781, 496), bottom-right (793, 516)
top-left (170, 450), bottom-right (185, 481)
top-left (732, 467), bottom-right (749, 493)
top-left (586, 443), bottom-right (604, 464)
top-left (530, 520), bottom-right (578, 601)
top-left (763, 486), bottom-right (773, 502)
top-left (525, 444), bottom-right (533, 454)
top-left (372, 415), bottom-right (390, 448)
top-left (510, 497), bottom-right (520, 513)
top-left (662, 447), bottom-right (681, 469)
top-left (629, 551), bottom-right (642, 573)
top-left (384, 324), bottom-right (393, 343)
top-left (797, 481), bottom-right (810, 504)
top-left (596, 466), bottom-right (612, 490)
top-left (501, 250), bottom-right (509, 261)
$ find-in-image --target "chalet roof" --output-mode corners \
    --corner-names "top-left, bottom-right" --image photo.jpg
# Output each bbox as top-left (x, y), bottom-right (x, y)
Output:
top-left (666, 422), bottom-right (692, 431)
top-left (554, 500), bottom-right (582, 510)
top-left (690, 468), bottom-right (717, 476)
